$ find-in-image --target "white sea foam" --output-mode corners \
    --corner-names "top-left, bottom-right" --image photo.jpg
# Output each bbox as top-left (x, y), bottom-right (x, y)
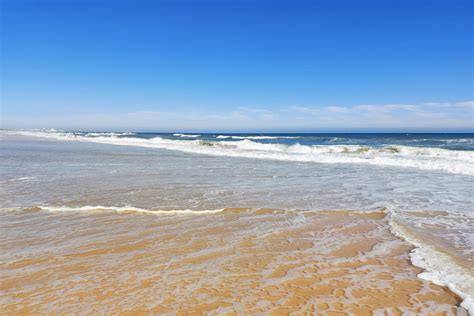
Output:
top-left (35, 205), bottom-right (225, 215)
top-left (216, 135), bottom-right (299, 139)
top-left (5, 130), bottom-right (474, 175)
top-left (390, 214), bottom-right (474, 314)
top-left (85, 132), bottom-right (135, 137)
top-left (0, 176), bottom-right (37, 184)
top-left (173, 133), bottom-right (201, 138)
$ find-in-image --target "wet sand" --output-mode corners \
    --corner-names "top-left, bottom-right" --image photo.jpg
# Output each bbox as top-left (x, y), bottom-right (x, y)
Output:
top-left (0, 208), bottom-right (467, 315)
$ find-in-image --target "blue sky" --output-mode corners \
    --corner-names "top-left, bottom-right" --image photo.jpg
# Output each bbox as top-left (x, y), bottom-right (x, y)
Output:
top-left (1, 0), bottom-right (473, 132)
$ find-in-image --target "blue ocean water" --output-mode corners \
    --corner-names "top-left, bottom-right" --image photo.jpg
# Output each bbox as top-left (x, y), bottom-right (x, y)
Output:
top-left (99, 132), bottom-right (474, 151)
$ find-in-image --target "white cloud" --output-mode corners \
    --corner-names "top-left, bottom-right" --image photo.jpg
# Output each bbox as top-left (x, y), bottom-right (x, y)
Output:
top-left (456, 101), bottom-right (474, 109)
top-left (2, 100), bottom-right (473, 131)
top-left (324, 106), bottom-right (350, 113)
top-left (284, 101), bottom-right (473, 130)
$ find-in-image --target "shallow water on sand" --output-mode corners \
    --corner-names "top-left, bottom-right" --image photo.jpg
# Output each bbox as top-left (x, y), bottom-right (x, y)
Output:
top-left (0, 208), bottom-right (465, 315)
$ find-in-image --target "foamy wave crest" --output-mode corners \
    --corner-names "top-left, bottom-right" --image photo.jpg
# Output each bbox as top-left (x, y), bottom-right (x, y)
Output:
top-left (85, 132), bottom-right (135, 137)
top-left (0, 176), bottom-right (37, 184)
top-left (216, 135), bottom-right (300, 140)
top-left (7, 130), bottom-right (474, 175)
top-left (34, 205), bottom-right (225, 215)
top-left (390, 215), bottom-right (474, 314)
top-left (173, 133), bottom-right (201, 138)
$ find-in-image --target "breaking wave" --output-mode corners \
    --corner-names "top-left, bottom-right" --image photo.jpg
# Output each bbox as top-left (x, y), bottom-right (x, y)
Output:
top-left (216, 135), bottom-right (300, 140)
top-left (173, 133), bottom-right (201, 138)
top-left (6, 130), bottom-right (474, 175)
top-left (84, 132), bottom-right (135, 137)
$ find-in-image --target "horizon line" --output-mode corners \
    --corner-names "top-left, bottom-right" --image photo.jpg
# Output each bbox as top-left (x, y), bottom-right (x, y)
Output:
top-left (2, 128), bottom-right (474, 134)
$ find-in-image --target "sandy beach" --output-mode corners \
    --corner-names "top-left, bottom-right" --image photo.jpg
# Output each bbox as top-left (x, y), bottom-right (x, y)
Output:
top-left (1, 208), bottom-right (466, 315)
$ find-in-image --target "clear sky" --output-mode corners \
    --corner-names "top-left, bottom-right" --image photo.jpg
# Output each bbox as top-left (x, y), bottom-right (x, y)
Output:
top-left (1, 0), bottom-right (473, 132)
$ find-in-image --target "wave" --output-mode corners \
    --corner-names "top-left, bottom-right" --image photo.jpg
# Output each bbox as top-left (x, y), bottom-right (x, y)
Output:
top-left (216, 135), bottom-right (300, 140)
top-left (6, 130), bottom-right (474, 175)
top-left (84, 132), bottom-right (135, 137)
top-left (173, 133), bottom-right (201, 138)
top-left (25, 205), bottom-right (226, 215)
top-left (390, 214), bottom-right (474, 314)
top-left (16, 205), bottom-right (305, 217)
top-left (445, 138), bottom-right (474, 144)
top-left (0, 176), bottom-right (37, 184)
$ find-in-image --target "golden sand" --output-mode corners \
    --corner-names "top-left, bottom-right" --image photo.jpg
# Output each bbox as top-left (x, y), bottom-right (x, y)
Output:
top-left (0, 208), bottom-right (467, 315)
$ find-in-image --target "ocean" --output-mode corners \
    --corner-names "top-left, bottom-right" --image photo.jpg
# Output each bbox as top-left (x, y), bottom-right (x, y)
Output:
top-left (1, 130), bottom-right (473, 314)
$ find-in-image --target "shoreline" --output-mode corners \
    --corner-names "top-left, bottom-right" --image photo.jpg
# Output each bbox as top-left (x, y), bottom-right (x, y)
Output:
top-left (390, 214), bottom-right (474, 314)
top-left (1, 207), bottom-right (468, 314)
